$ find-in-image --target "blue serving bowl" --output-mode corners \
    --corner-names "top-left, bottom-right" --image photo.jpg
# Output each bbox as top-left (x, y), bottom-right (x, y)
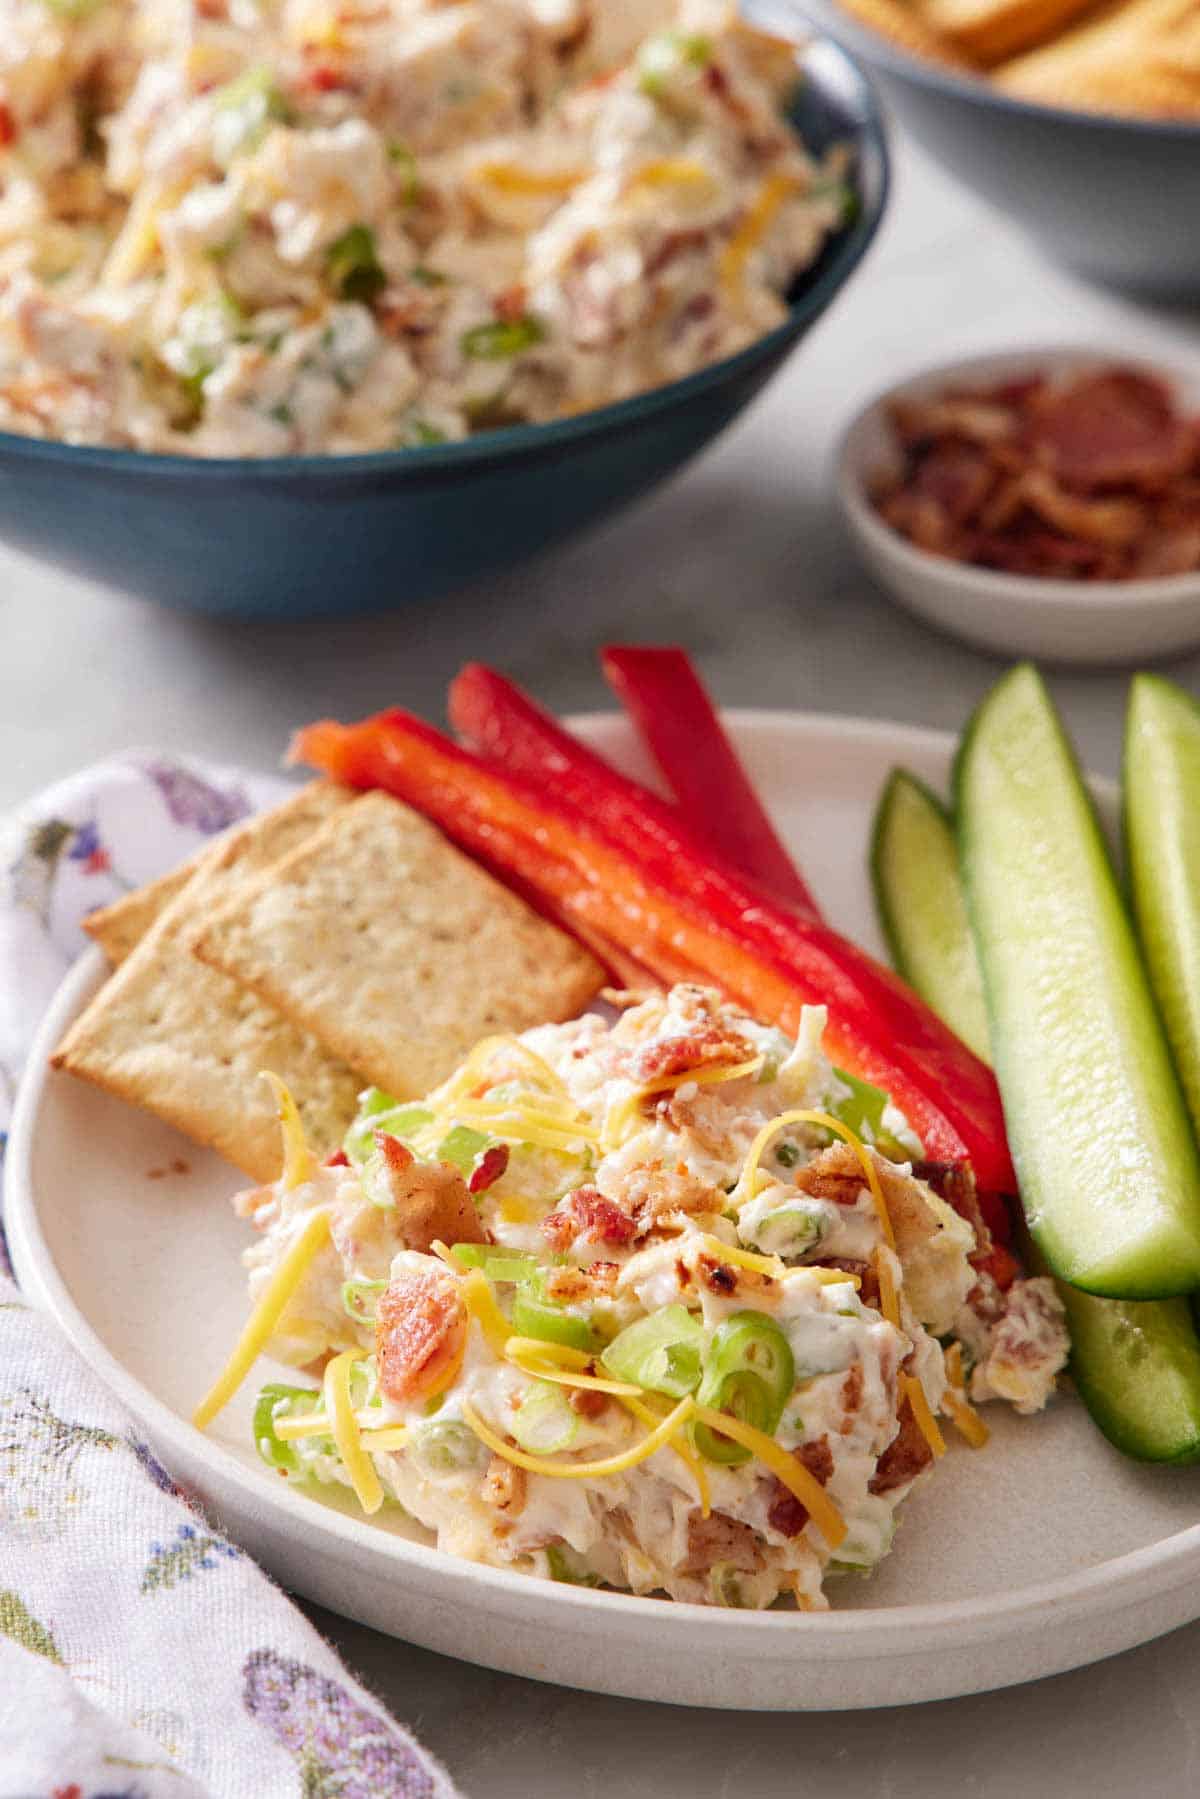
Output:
top-left (794, 0), bottom-right (1200, 298)
top-left (0, 38), bottom-right (887, 619)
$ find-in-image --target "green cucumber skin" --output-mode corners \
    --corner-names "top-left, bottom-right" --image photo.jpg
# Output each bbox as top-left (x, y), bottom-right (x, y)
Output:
top-left (1125, 675), bottom-right (1200, 1140)
top-left (870, 768), bottom-right (992, 1064)
top-left (956, 664), bottom-right (1200, 1301)
top-left (871, 730), bottom-right (1200, 1463)
top-left (1055, 1284), bottom-right (1200, 1465)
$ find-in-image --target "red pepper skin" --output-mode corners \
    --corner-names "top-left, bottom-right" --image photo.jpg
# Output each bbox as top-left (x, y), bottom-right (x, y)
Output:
top-left (293, 710), bottom-right (1016, 1197)
top-left (325, 1148), bottom-right (350, 1168)
top-left (599, 646), bottom-right (822, 918)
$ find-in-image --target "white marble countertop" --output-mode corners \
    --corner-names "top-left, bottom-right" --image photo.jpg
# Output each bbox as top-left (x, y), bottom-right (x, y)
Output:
top-left (7, 127), bottom-right (1200, 1796)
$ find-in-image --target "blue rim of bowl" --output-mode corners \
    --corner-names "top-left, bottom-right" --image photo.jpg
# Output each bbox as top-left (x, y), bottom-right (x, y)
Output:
top-left (0, 37), bottom-right (889, 485)
top-left (785, 0), bottom-right (1200, 139)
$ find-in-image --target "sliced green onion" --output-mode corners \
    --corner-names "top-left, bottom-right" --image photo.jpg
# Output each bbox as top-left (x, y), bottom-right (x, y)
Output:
top-left (774, 1140), bottom-right (801, 1170)
top-left (692, 1311), bottom-right (795, 1466)
top-left (403, 418), bottom-right (447, 447)
top-left (509, 1380), bottom-right (580, 1454)
top-left (737, 1197), bottom-right (831, 1261)
top-left (449, 1245), bottom-right (542, 1283)
top-left (510, 1292), bottom-right (593, 1353)
top-left (410, 1417), bottom-right (486, 1476)
top-left (342, 1278), bottom-right (388, 1324)
top-left (546, 1543), bottom-right (600, 1586)
top-left (409, 265), bottom-right (448, 287)
top-left (601, 1305), bottom-right (704, 1398)
top-left (437, 1124), bottom-right (492, 1174)
top-left (326, 224), bottom-right (386, 304)
top-left (345, 1100), bottom-right (433, 1167)
top-left (461, 317), bottom-right (544, 360)
top-left (637, 30), bottom-right (711, 95)
top-left (388, 140), bottom-right (420, 203)
top-left (830, 1068), bottom-right (914, 1162)
top-left (253, 1383), bottom-right (322, 1473)
top-left (212, 66), bottom-right (290, 163)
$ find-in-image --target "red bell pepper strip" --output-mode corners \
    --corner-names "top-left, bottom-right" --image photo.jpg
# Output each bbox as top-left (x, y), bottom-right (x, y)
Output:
top-left (599, 646), bottom-right (822, 918)
top-left (293, 708), bottom-right (1017, 1204)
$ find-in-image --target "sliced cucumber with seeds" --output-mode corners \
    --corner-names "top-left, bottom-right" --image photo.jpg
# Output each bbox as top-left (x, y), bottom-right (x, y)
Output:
top-left (1125, 674), bottom-right (1200, 1137)
top-left (871, 739), bottom-right (1200, 1462)
top-left (957, 664), bottom-right (1200, 1300)
top-left (871, 769), bottom-right (991, 1062)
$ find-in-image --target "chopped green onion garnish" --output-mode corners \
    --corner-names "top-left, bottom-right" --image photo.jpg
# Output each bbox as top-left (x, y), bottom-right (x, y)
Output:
top-left (387, 140), bottom-right (420, 204)
top-left (345, 1100), bottom-right (433, 1167)
top-left (450, 1245), bottom-right (542, 1283)
top-left (601, 1305), bottom-right (704, 1398)
top-left (461, 317), bottom-right (544, 360)
top-left (409, 265), bottom-right (448, 287)
top-left (509, 1380), bottom-right (579, 1455)
top-left (637, 30), bottom-right (712, 95)
top-left (774, 1141), bottom-right (800, 1169)
top-left (692, 1310), bottom-right (795, 1465)
top-left (326, 223), bottom-right (387, 304)
top-left (212, 66), bottom-right (290, 163)
top-left (546, 1543), bottom-right (600, 1586)
top-left (830, 1068), bottom-right (914, 1162)
top-left (437, 1124), bottom-right (492, 1174)
top-left (342, 1278), bottom-right (388, 1324)
top-left (253, 1383), bottom-right (322, 1473)
top-left (510, 1292), bottom-right (593, 1353)
top-left (410, 1418), bottom-right (486, 1476)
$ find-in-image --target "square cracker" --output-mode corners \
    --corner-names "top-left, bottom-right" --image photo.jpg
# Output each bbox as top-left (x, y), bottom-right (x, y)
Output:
top-left (83, 780), bottom-right (352, 965)
top-left (192, 789), bottom-right (605, 1100)
top-left (53, 783), bottom-right (362, 1181)
top-left (84, 862), bottom-right (196, 965)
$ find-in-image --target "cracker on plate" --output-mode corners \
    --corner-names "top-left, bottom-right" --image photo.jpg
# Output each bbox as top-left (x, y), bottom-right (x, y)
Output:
top-left (53, 784), bottom-right (362, 1180)
top-left (84, 862), bottom-right (196, 966)
top-left (192, 789), bottom-right (606, 1101)
top-left (82, 781), bottom-right (352, 965)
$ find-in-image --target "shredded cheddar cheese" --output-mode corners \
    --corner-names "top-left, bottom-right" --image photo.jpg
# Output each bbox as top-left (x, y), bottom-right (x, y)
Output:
top-left (460, 1269), bottom-right (514, 1358)
top-left (324, 1352), bottom-right (384, 1513)
top-left (261, 1071), bottom-right (317, 1190)
top-left (473, 161), bottom-right (585, 196)
top-left (738, 1110), bottom-right (895, 1249)
top-left (192, 1208), bottom-right (331, 1430)
top-left (695, 1234), bottom-right (785, 1280)
top-left (942, 1344), bottom-right (989, 1448)
top-left (461, 1395), bottom-right (695, 1480)
top-left (874, 1246), bottom-right (901, 1330)
top-left (690, 1402), bottom-right (846, 1549)
top-left (901, 1374), bottom-right (947, 1460)
top-left (719, 173), bottom-right (800, 292)
top-left (604, 1054), bottom-right (765, 1148)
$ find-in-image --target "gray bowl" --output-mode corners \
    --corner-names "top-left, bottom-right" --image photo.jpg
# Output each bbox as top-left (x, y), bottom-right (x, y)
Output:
top-left (776, 0), bottom-right (1200, 295)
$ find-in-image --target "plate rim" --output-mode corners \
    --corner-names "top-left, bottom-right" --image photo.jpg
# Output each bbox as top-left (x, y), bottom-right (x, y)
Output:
top-left (12, 707), bottom-right (1200, 1676)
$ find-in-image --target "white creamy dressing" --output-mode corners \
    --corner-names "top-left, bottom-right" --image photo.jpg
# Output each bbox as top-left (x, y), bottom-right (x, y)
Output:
top-left (233, 985), bottom-right (1069, 1608)
top-left (0, 0), bottom-right (849, 453)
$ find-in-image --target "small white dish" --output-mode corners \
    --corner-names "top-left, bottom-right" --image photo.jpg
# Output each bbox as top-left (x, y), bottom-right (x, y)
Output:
top-left (12, 710), bottom-right (1200, 1711)
top-left (836, 346), bottom-right (1200, 665)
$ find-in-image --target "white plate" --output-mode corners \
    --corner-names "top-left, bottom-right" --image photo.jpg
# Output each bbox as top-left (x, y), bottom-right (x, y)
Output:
top-left (9, 710), bottom-right (1200, 1712)
top-left (835, 347), bottom-right (1200, 666)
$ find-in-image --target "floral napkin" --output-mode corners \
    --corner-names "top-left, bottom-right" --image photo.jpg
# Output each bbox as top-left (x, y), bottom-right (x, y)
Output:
top-left (0, 755), bottom-right (461, 1799)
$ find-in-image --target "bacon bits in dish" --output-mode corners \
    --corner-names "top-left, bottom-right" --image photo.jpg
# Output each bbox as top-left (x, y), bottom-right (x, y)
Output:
top-left (200, 985), bottom-right (1067, 1609)
top-left (0, 0), bottom-right (851, 456)
top-left (870, 365), bottom-right (1200, 582)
